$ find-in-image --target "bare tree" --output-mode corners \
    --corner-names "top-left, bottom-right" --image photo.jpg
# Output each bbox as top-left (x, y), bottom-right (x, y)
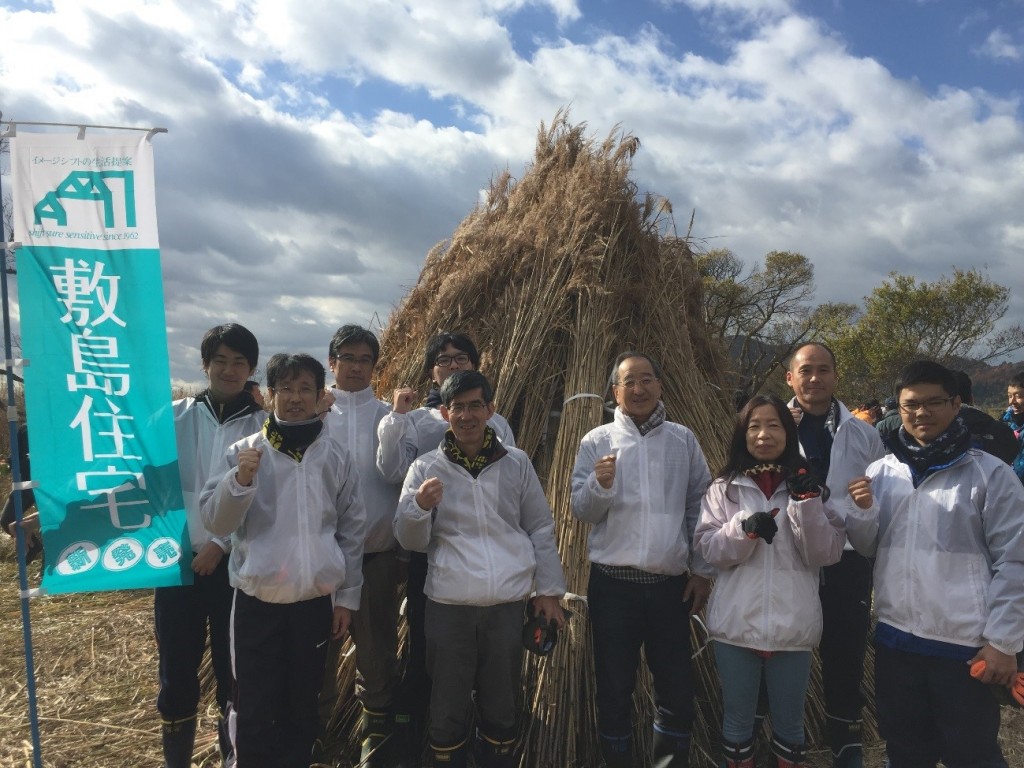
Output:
top-left (696, 247), bottom-right (855, 397)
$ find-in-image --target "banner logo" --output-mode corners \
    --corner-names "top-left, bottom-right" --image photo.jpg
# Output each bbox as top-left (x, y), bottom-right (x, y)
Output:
top-left (34, 170), bottom-right (137, 228)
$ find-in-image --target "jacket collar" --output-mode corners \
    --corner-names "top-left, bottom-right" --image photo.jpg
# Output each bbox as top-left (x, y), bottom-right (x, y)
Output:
top-left (786, 396), bottom-right (855, 430)
top-left (329, 385), bottom-right (378, 408)
top-left (613, 404), bottom-right (665, 434)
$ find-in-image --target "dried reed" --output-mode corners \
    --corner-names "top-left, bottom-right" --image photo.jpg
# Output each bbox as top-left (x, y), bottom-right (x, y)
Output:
top-left (371, 111), bottom-right (740, 767)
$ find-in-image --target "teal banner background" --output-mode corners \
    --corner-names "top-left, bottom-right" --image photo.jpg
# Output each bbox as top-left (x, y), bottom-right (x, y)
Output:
top-left (17, 245), bottom-right (191, 593)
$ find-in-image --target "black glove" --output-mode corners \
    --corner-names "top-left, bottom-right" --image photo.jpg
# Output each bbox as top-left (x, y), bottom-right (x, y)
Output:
top-left (788, 468), bottom-right (823, 500)
top-left (742, 510), bottom-right (778, 544)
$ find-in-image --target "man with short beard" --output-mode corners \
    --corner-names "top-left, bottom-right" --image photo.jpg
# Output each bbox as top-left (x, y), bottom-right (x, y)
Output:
top-left (785, 343), bottom-right (884, 768)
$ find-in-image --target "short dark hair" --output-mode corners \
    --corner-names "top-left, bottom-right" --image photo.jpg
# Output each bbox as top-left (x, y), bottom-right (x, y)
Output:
top-left (266, 353), bottom-right (325, 393)
top-left (1009, 370), bottom-right (1024, 390)
top-left (951, 370), bottom-right (974, 404)
top-left (201, 323), bottom-right (259, 369)
top-left (439, 370), bottom-right (493, 406)
top-left (423, 333), bottom-right (480, 381)
top-left (329, 325), bottom-right (380, 363)
top-left (787, 342), bottom-right (837, 371)
top-left (719, 394), bottom-right (808, 480)
top-left (243, 380), bottom-right (261, 394)
top-left (610, 351), bottom-right (663, 386)
top-left (894, 360), bottom-right (957, 399)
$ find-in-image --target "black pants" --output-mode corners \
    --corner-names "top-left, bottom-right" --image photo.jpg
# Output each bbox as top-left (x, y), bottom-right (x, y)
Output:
top-left (155, 554), bottom-right (233, 721)
top-left (232, 590), bottom-right (333, 768)
top-left (819, 550), bottom-right (872, 720)
top-left (588, 565), bottom-right (696, 739)
top-left (875, 642), bottom-right (1007, 768)
top-left (396, 550), bottom-right (431, 721)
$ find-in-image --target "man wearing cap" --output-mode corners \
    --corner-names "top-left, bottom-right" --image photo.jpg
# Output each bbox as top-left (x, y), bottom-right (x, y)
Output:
top-left (572, 351), bottom-right (712, 768)
top-left (394, 370), bottom-right (565, 768)
top-left (786, 343), bottom-right (885, 768)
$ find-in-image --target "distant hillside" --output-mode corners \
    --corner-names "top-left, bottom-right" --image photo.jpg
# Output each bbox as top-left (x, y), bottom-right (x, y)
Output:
top-left (962, 360), bottom-right (1024, 415)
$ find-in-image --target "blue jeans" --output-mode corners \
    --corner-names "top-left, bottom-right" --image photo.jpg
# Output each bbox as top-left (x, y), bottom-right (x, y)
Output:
top-left (587, 564), bottom-right (696, 739)
top-left (713, 641), bottom-right (811, 745)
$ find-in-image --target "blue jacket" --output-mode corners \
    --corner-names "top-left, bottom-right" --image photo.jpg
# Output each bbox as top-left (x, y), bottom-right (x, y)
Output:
top-left (1001, 408), bottom-right (1024, 482)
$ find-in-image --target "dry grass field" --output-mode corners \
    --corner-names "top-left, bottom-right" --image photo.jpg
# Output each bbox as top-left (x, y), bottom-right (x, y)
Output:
top-left (1, 525), bottom-right (1021, 767)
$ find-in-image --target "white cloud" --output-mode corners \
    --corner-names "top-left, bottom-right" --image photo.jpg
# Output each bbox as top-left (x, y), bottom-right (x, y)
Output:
top-left (666, 0), bottom-right (793, 19)
top-left (2, 0), bottom-right (1023, 384)
top-left (976, 28), bottom-right (1022, 61)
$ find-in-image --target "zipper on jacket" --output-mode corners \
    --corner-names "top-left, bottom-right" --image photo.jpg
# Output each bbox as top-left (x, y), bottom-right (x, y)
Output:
top-left (638, 436), bottom-right (650, 563)
top-left (760, 506), bottom-right (776, 647)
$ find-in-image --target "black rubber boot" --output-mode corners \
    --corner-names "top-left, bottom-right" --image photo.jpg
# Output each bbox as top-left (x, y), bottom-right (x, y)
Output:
top-left (391, 708), bottom-right (421, 768)
top-left (474, 727), bottom-right (516, 768)
top-left (825, 716), bottom-right (863, 768)
top-left (721, 736), bottom-right (755, 768)
top-left (599, 733), bottom-right (632, 768)
top-left (360, 707), bottom-right (392, 767)
top-left (652, 724), bottom-right (691, 768)
top-left (162, 717), bottom-right (197, 768)
top-left (429, 738), bottom-right (467, 768)
top-left (770, 735), bottom-right (806, 768)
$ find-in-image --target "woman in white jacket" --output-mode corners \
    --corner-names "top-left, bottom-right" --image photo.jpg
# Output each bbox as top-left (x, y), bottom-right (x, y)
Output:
top-left (695, 395), bottom-right (845, 768)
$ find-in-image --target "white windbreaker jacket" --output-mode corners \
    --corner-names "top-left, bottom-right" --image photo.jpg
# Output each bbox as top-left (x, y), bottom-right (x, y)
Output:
top-left (844, 449), bottom-right (1024, 655)
top-left (571, 408), bottom-right (713, 577)
top-left (324, 386), bottom-right (399, 555)
top-left (377, 406), bottom-right (515, 484)
top-left (200, 429), bottom-right (367, 608)
top-left (394, 444), bottom-right (566, 606)
top-left (696, 476), bottom-right (846, 651)
top-left (173, 396), bottom-right (266, 554)
top-left (788, 398), bottom-right (885, 523)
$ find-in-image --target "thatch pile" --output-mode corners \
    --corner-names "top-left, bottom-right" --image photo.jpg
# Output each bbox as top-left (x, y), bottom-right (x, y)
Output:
top-left (369, 111), bottom-right (737, 767)
top-left (2, 113), bottom-right (1024, 768)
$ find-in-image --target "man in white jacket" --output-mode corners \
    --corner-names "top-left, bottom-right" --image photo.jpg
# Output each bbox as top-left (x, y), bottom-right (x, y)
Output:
top-left (319, 325), bottom-right (403, 766)
top-left (572, 352), bottom-right (712, 768)
top-left (394, 370), bottom-right (565, 768)
top-left (159, 323), bottom-right (264, 768)
top-left (846, 360), bottom-right (1024, 768)
top-left (201, 353), bottom-right (367, 768)
top-left (377, 332), bottom-right (516, 763)
top-left (785, 342), bottom-right (884, 768)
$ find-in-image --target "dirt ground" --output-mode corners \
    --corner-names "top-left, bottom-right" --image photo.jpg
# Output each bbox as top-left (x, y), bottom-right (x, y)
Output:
top-left (0, 534), bottom-right (1021, 767)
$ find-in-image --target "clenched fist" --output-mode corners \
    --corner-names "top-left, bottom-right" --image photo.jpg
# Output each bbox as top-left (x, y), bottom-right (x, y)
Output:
top-left (236, 447), bottom-right (263, 487)
top-left (416, 477), bottom-right (443, 511)
top-left (848, 476), bottom-right (873, 510)
top-left (393, 387), bottom-right (417, 415)
top-left (594, 454), bottom-right (617, 490)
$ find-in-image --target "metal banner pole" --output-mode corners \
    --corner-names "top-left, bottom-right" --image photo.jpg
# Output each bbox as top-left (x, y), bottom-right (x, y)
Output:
top-left (1, 119), bottom-right (44, 767)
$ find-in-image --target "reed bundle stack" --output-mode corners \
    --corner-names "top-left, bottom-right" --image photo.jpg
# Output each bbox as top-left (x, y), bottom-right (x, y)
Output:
top-left (325, 112), bottom-right (879, 766)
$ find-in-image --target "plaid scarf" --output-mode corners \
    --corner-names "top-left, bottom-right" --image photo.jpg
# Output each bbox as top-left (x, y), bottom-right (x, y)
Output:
top-left (637, 401), bottom-right (666, 437)
top-left (443, 425), bottom-right (507, 477)
top-left (891, 416), bottom-right (972, 488)
top-left (262, 413), bottom-right (323, 462)
top-left (743, 463), bottom-right (787, 499)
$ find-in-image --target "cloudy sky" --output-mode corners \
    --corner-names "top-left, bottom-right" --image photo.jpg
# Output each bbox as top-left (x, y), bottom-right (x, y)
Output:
top-left (2, 0), bottom-right (1023, 386)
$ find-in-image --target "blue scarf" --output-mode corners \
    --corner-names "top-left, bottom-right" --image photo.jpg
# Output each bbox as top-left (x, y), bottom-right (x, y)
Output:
top-left (890, 416), bottom-right (972, 488)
